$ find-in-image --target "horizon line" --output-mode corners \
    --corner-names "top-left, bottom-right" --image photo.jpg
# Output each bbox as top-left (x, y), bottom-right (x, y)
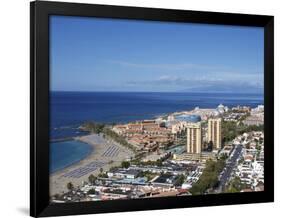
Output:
top-left (50, 90), bottom-right (264, 94)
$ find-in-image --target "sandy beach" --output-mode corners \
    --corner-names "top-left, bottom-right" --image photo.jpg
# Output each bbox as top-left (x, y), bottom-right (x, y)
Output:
top-left (50, 133), bottom-right (134, 196)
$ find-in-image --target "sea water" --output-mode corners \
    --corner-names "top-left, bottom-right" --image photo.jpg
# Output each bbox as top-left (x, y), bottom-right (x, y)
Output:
top-left (50, 91), bottom-right (263, 172)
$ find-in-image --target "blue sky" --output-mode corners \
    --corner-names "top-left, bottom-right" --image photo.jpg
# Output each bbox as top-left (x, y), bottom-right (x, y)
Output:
top-left (50, 15), bottom-right (264, 93)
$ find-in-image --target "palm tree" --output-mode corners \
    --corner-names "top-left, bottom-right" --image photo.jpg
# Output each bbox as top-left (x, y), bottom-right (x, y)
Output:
top-left (66, 182), bottom-right (74, 191)
top-left (121, 161), bottom-right (130, 169)
top-left (87, 188), bottom-right (96, 195)
top-left (99, 168), bottom-right (103, 174)
top-left (88, 174), bottom-right (97, 184)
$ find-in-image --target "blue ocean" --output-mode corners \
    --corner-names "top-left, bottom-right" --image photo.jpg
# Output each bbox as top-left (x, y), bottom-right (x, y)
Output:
top-left (50, 91), bottom-right (263, 172)
top-left (50, 140), bottom-right (92, 173)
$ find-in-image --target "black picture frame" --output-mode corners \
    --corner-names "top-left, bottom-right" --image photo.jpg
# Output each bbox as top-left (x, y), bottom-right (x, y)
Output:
top-left (30, 1), bottom-right (274, 217)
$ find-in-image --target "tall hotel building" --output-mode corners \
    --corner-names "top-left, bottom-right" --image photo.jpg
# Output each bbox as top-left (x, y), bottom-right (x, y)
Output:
top-left (186, 123), bottom-right (202, 154)
top-left (208, 118), bottom-right (222, 150)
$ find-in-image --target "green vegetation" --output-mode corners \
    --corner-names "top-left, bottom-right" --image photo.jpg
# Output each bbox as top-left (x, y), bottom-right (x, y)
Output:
top-left (121, 161), bottom-right (130, 169)
top-left (88, 174), bottom-right (97, 185)
top-left (82, 122), bottom-right (105, 134)
top-left (222, 121), bottom-right (238, 142)
top-left (109, 166), bottom-right (119, 171)
top-left (190, 159), bottom-right (225, 195)
top-left (176, 174), bottom-right (186, 186)
top-left (66, 182), bottom-right (74, 191)
top-left (102, 127), bottom-right (136, 152)
top-left (131, 159), bottom-right (163, 167)
top-left (243, 124), bottom-right (264, 132)
top-left (98, 173), bottom-right (108, 178)
top-left (225, 177), bottom-right (246, 193)
top-left (133, 152), bottom-right (146, 161)
top-left (222, 120), bottom-right (264, 143)
top-left (220, 153), bottom-right (228, 160)
top-left (81, 121), bottom-right (136, 152)
top-left (155, 159), bottom-right (163, 167)
top-left (87, 188), bottom-right (96, 195)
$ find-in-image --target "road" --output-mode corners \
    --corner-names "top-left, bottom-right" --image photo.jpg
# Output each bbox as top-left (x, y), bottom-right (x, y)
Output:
top-left (218, 144), bottom-right (243, 191)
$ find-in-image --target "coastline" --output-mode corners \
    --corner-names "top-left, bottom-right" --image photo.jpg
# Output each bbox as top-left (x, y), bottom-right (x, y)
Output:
top-left (50, 100), bottom-right (264, 196)
top-left (50, 133), bottom-right (134, 196)
top-left (50, 139), bottom-right (94, 175)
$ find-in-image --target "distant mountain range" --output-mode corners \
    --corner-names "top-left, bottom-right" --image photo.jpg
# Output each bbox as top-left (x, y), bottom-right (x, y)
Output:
top-left (179, 83), bottom-right (263, 94)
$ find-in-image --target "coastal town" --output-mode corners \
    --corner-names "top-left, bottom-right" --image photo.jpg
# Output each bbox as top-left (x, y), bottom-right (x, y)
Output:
top-left (50, 104), bottom-right (264, 203)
